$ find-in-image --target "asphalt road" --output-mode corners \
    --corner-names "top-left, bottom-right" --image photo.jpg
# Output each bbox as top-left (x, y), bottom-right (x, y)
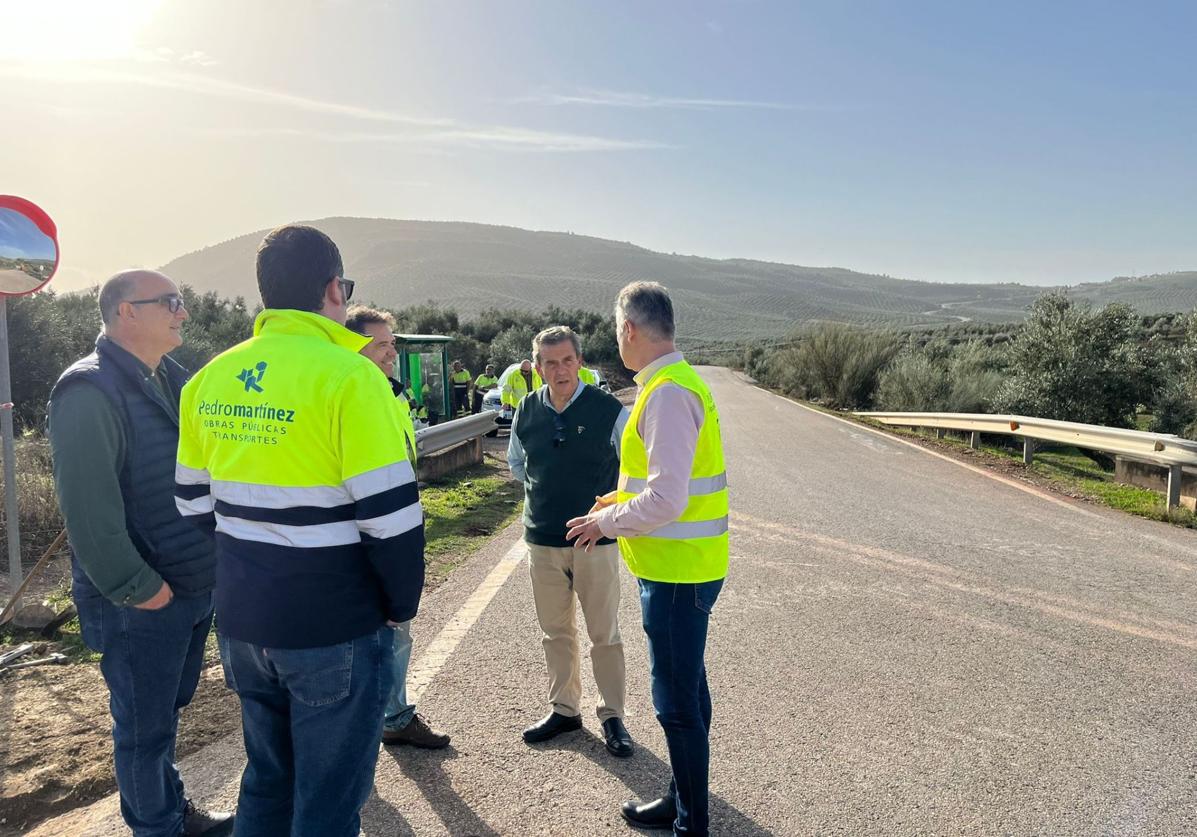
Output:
top-left (38, 367), bottom-right (1197, 836)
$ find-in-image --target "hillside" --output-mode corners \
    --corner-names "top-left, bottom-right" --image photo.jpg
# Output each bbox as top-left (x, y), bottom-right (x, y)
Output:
top-left (159, 218), bottom-right (1197, 346)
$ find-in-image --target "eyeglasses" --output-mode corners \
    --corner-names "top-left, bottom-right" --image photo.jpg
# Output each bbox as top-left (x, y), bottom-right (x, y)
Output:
top-left (127, 293), bottom-right (185, 313)
top-left (337, 277), bottom-right (355, 301)
top-left (552, 414), bottom-right (567, 448)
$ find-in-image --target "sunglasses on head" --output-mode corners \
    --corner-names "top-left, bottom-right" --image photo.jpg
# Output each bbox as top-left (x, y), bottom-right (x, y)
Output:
top-left (127, 293), bottom-right (185, 313)
top-left (337, 277), bottom-right (355, 301)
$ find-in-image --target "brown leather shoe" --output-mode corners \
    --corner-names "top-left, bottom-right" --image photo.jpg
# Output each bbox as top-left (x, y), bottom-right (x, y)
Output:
top-left (182, 799), bottom-right (234, 836)
top-left (382, 713), bottom-right (451, 749)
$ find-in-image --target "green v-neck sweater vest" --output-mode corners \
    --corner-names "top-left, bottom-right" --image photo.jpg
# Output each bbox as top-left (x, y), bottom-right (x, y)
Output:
top-left (514, 385), bottom-right (623, 547)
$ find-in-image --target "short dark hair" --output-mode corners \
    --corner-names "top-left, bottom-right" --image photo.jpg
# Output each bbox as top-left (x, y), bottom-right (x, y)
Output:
top-left (256, 225), bottom-right (343, 311)
top-left (533, 325), bottom-right (582, 364)
top-left (616, 281), bottom-right (675, 340)
top-left (97, 272), bottom-right (140, 325)
top-left (344, 305), bottom-right (395, 335)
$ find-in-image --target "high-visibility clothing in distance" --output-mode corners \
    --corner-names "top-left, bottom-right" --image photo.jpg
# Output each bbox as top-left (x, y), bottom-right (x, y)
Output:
top-left (499, 363), bottom-right (542, 409)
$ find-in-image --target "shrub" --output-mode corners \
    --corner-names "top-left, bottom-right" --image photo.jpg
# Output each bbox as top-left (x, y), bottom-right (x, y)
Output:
top-left (993, 293), bottom-right (1153, 428)
top-left (788, 324), bottom-right (899, 409)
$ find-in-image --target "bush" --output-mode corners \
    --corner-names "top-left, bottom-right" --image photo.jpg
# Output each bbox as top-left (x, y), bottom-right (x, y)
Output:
top-left (993, 293), bottom-right (1153, 428)
top-left (876, 352), bottom-right (949, 411)
top-left (788, 324), bottom-right (900, 409)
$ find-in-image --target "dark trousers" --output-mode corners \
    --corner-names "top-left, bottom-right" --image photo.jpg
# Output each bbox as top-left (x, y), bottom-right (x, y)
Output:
top-left (471, 389), bottom-right (486, 414)
top-left (453, 385), bottom-right (470, 415)
top-left (639, 578), bottom-right (724, 837)
top-left (74, 572), bottom-right (214, 837)
top-left (218, 627), bottom-right (393, 837)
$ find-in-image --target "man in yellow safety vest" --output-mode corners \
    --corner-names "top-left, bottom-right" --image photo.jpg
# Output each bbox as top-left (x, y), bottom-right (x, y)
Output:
top-left (450, 360), bottom-right (472, 417)
top-left (472, 363), bottom-right (499, 414)
top-left (567, 281), bottom-right (728, 836)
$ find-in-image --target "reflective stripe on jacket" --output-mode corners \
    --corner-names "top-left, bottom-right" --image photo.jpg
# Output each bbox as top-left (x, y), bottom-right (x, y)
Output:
top-left (616, 359), bottom-right (728, 583)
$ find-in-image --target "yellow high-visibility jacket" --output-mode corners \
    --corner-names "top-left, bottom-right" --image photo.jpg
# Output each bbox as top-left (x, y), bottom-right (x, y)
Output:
top-left (500, 364), bottom-right (542, 409)
top-left (175, 309), bottom-right (425, 649)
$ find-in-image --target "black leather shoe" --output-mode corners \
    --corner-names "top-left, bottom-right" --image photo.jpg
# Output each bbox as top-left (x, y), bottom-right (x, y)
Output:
top-left (522, 711), bottom-right (583, 743)
top-left (621, 797), bottom-right (676, 830)
top-left (182, 799), bottom-right (234, 836)
top-left (601, 717), bottom-right (634, 758)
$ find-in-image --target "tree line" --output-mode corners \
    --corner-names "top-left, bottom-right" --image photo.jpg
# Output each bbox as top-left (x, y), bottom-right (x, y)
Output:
top-left (743, 293), bottom-right (1197, 440)
top-left (4, 288), bottom-right (622, 433)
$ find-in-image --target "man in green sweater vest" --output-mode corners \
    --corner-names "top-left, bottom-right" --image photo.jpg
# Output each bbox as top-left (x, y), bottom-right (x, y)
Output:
top-left (508, 326), bottom-right (635, 758)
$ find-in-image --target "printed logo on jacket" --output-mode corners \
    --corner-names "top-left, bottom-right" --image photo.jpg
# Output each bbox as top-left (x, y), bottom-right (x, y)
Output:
top-left (195, 361), bottom-right (298, 446)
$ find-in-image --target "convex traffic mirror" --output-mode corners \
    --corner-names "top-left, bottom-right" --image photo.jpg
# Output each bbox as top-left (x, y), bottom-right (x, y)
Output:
top-left (0, 196), bottom-right (59, 296)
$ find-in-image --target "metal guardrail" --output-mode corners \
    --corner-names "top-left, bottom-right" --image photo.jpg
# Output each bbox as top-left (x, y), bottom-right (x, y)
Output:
top-left (854, 411), bottom-right (1197, 508)
top-left (416, 412), bottom-right (497, 456)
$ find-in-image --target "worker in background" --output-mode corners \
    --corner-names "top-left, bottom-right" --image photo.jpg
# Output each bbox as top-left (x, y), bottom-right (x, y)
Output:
top-left (501, 359), bottom-right (541, 415)
top-left (472, 363), bottom-right (499, 414)
top-left (450, 360), bottom-right (471, 417)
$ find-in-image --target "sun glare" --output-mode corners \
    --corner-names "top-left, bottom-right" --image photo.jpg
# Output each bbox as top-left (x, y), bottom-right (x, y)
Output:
top-left (0, 0), bottom-right (164, 62)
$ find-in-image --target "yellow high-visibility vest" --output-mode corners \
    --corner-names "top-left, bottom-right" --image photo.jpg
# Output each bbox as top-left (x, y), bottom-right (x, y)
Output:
top-left (578, 367), bottom-right (599, 386)
top-left (616, 359), bottom-right (728, 583)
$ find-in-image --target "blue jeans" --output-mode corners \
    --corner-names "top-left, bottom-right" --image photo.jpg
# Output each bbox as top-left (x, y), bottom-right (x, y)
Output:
top-left (383, 620), bottom-right (415, 731)
top-left (218, 627), bottom-right (393, 837)
top-left (74, 572), bottom-right (214, 837)
top-left (639, 578), bottom-right (724, 837)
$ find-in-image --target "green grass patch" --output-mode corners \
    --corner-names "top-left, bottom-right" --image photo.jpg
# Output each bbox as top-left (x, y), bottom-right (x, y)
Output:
top-left (419, 452), bottom-right (523, 584)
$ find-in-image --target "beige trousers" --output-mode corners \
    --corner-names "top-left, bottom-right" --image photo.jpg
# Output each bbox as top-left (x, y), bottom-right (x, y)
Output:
top-left (527, 542), bottom-right (626, 721)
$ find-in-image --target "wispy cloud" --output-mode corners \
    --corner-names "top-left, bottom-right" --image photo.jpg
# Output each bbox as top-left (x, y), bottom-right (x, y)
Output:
top-left (214, 126), bottom-right (671, 153)
top-left (2, 63), bottom-right (664, 151)
top-left (132, 46), bottom-right (221, 67)
top-left (514, 88), bottom-right (795, 111)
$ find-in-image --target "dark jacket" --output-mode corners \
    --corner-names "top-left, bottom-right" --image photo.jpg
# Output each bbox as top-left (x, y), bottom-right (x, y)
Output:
top-left (50, 336), bottom-right (215, 599)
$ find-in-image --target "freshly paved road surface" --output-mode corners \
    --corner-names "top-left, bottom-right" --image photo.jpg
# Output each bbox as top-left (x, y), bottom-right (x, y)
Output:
top-left (37, 367), bottom-right (1197, 835)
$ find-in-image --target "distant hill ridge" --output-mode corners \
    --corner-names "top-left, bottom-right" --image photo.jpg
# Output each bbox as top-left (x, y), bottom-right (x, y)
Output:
top-left (159, 218), bottom-right (1197, 345)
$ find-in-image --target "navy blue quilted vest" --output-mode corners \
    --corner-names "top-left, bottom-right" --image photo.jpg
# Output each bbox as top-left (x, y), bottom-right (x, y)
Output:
top-left (50, 336), bottom-right (215, 597)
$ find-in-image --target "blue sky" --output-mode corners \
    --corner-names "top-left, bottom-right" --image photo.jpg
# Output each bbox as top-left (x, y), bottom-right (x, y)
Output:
top-left (1, 0), bottom-right (1193, 289)
top-left (0, 208), bottom-right (57, 261)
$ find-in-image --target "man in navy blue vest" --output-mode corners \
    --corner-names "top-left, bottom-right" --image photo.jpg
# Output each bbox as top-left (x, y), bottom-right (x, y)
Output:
top-left (508, 326), bottom-right (635, 757)
top-left (48, 270), bottom-right (232, 837)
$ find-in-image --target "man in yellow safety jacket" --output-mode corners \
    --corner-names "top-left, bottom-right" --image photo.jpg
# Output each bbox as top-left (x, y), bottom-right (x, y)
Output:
top-left (175, 225), bottom-right (425, 834)
top-left (567, 281), bottom-right (727, 837)
top-left (500, 359), bottom-right (542, 411)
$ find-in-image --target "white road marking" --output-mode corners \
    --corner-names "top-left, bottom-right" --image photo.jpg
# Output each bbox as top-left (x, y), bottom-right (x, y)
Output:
top-left (406, 539), bottom-right (527, 704)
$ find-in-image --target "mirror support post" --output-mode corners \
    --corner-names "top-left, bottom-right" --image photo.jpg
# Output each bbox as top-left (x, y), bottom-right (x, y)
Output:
top-left (0, 296), bottom-right (22, 609)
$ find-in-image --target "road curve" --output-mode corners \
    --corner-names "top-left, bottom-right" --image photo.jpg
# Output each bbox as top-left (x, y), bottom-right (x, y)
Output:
top-left (34, 366), bottom-right (1197, 836)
